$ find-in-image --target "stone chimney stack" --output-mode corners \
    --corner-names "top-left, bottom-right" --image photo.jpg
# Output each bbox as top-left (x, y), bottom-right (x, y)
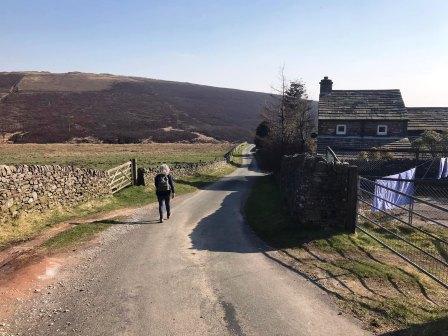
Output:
top-left (319, 76), bottom-right (333, 96)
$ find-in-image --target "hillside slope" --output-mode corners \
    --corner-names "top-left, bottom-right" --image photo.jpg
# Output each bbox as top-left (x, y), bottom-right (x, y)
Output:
top-left (0, 72), bottom-right (275, 143)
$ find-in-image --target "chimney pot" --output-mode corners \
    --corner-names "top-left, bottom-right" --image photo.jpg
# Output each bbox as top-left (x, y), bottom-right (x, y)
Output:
top-left (319, 76), bottom-right (333, 96)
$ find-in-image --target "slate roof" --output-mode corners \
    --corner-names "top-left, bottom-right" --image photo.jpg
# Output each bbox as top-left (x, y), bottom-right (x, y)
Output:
top-left (319, 90), bottom-right (408, 120)
top-left (407, 107), bottom-right (448, 132)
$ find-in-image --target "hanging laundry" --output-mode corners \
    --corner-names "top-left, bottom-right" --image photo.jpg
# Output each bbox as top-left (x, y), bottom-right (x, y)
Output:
top-left (437, 157), bottom-right (448, 179)
top-left (373, 167), bottom-right (416, 211)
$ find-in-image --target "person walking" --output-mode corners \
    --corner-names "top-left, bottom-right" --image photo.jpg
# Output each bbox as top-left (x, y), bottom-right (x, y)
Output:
top-left (154, 164), bottom-right (175, 223)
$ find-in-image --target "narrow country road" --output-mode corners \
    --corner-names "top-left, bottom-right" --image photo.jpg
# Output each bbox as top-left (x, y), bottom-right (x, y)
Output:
top-left (7, 148), bottom-right (369, 336)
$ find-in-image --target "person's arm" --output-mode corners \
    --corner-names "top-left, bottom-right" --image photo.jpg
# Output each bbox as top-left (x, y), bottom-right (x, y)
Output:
top-left (154, 175), bottom-right (158, 189)
top-left (169, 175), bottom-right (175, 196)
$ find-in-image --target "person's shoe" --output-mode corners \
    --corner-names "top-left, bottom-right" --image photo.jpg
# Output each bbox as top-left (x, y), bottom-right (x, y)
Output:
top-left (159, 218), bottom-right (163, 223)
top-left (167, 213), bottom-right (170, 220)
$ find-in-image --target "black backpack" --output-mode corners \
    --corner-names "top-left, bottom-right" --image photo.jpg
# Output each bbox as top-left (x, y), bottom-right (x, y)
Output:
top-left (156, 174), bottom-right (171, 192)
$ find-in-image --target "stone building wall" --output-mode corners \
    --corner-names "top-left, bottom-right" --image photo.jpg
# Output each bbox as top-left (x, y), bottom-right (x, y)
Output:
top-left (318, 120), bottom-right (406, 137)
top-left (0, 164), bottom-right (110, 222)
top-left (279, 154), bottom-right (358, 232)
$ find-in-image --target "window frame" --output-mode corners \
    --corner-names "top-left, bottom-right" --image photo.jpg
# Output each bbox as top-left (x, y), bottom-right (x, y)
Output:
top-left (336, 124), bottom-right (347, 135)
top-left (377, 124), bottom-right (388, 136)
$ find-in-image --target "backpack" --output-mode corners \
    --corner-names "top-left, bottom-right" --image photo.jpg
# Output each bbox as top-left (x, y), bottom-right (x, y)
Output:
top-left (156, 174), bottom-right (171, 192)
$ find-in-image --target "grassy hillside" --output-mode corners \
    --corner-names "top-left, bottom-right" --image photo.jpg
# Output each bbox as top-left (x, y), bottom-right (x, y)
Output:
top-left (0, 71), bottom-right (274, 143)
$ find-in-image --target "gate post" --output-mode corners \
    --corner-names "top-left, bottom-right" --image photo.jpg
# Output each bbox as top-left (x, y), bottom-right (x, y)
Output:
top-left (131, 159), bottom-right (137, 185)
top-left (346, 165), bottom-right (359, 233)
top-left (136, 168), bottom-right (145, 186)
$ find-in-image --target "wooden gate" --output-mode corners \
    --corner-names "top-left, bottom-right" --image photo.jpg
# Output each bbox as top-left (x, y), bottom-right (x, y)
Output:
top-left (106, 160), bottom-right (136, 194)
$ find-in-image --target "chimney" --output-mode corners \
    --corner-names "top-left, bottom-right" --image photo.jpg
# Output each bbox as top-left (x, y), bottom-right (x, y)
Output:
top-left (319, 76), bottom-right (333, 96)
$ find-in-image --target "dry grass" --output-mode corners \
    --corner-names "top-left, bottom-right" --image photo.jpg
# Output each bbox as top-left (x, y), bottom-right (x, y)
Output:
top-left (0, 143), bottom-right (233, 170)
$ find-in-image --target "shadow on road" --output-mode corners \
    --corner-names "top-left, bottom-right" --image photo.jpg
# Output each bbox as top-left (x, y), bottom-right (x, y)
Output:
top-left (189, 183), bottom-right (269, 254)
top-left (378, 317), bottom-right (448, 336)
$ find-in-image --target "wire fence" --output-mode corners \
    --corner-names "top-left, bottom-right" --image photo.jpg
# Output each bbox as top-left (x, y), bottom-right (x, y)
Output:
top-left (329, 149), bottom-right (447, 178)
top-left (357, 177), bottom-right (448, 288)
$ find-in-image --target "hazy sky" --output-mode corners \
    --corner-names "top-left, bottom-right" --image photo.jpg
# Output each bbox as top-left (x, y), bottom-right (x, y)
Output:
top-left (1, 0), bottom-right (447, 105)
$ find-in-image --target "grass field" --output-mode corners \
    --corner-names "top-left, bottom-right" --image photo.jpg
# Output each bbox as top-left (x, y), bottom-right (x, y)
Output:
top-left (245, 175), bottom-right (448, 335)
top-left (0, 143), bottom-right (234, 170)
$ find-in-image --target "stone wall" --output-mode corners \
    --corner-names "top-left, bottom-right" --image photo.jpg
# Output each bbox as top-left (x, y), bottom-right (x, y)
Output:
top-left (0, 164), bottom-right (110, 222)
top-left (140, 160), bottom-right (227, 186)
top-left (318, 120), bottom-right (406, 137)
top-left (279, 154), bottom-right (358, 232)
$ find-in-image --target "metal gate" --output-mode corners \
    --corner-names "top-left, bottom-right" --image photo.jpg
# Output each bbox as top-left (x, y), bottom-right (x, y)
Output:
top-left (357, 177), bottom-right (448, 288)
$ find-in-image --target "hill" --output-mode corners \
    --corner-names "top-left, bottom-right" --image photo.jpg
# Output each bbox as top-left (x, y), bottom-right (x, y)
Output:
top-left (0, 72), bottom-right (276, 143)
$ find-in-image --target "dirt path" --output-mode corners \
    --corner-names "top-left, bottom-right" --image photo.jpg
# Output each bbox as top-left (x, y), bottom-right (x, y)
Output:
top-left (1, 149), bottom-right (370, 335)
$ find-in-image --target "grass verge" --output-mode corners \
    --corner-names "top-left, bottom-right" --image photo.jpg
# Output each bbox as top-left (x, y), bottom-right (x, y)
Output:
top-left (43, 222), bottom-right (111, 251)
top-left (245, 175), bottom-right (448, 335)
top-left (228, 142), bottom-right (247, 167)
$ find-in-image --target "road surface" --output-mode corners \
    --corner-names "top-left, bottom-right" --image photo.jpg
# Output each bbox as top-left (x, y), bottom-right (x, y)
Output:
top-left (7, 147), bottom-right (369, 336)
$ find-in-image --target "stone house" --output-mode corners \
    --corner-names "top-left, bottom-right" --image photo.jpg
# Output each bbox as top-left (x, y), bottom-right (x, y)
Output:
top-left (317, 76), bottom-right (409, 153)
top-left (406, 107), bottom-right (448, 137)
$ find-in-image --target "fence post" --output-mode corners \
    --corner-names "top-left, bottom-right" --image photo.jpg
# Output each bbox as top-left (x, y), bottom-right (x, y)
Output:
top-left (131, 159), bottom-right (137, 185)
top-left (408, 201), bottom-right (414, 225)
top-left (346, 165), bottom-right (359, 233)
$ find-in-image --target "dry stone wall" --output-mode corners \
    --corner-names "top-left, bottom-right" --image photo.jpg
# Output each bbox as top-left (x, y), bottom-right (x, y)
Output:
top-left (0, 164), bottom-right (110, 222)
top-left (280, 154), bottom-right (358, 232)
top-left (141, 160), bottom-right (227, 186)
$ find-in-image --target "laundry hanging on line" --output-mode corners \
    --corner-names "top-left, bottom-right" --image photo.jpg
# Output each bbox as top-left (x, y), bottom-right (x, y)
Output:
top-left (372, 167), bottom-right (416, 212)
top-left (437, 157), bottom-right (448, 179)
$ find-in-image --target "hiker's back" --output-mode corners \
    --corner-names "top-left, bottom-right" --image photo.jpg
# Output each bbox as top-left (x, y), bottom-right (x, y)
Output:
top-left (155, 173), bottom-right (171, 193)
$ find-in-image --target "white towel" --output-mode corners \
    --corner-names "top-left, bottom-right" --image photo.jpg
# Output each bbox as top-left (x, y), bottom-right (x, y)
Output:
top-left (373, 168), bottom-right (416, 211)
top-left (437, 157), bottom-right (448, 179)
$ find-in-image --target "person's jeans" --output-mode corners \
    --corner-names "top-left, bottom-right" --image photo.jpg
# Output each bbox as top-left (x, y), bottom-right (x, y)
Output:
top-left (157, 192), bottom-right (171, 220)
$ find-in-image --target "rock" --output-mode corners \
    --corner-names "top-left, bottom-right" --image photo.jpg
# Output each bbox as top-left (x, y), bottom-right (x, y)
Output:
top-left (4, 198), bottom-right (14, 208)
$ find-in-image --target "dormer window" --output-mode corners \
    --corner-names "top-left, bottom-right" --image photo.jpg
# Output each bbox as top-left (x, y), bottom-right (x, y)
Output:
top-left (377, 125), bottom-right (388, 135)
top-left (336, 124), bottom-right (346, 135)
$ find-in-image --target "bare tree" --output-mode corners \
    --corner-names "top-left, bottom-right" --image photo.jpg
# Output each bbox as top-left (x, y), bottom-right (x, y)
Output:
top-left (255, 69), bottom-right (315, 171)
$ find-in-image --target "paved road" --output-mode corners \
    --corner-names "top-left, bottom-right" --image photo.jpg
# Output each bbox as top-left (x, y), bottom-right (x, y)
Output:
top-left (9, 148), bottom-right (369, 336)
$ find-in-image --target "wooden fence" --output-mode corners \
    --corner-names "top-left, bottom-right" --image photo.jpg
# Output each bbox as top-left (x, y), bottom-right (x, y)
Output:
top-left (106, 159), bottom-right (136, 194)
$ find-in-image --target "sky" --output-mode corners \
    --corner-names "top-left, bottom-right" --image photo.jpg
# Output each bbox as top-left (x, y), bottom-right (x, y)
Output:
top-left (1, 0), bottom-right (447, 106)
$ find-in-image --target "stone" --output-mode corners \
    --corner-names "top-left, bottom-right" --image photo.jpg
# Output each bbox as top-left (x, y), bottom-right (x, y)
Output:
top-left (4, 198), bottom-right (14, 209)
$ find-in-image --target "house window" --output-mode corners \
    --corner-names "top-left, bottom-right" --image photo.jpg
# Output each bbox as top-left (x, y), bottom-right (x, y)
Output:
top-left (336, 124), bottom-right (346, 135)
top-left (377, 125), bottom-right (388, 135)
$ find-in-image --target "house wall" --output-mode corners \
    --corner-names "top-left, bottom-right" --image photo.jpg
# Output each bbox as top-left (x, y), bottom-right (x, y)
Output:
top-left (319, 121), bottom-right (362, 136)
top-left (318, 120), bottom-right (407, 137)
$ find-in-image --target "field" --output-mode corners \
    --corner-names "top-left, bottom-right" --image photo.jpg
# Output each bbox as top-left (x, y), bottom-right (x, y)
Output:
top-left (0, 143), bottom-right (234, 170)
top-left (245, 175), bottom-right (448, 335)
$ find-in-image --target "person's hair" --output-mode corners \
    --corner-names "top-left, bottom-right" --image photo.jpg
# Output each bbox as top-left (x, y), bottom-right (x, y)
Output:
top-left (159, 164), bottom-right (170, 174)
